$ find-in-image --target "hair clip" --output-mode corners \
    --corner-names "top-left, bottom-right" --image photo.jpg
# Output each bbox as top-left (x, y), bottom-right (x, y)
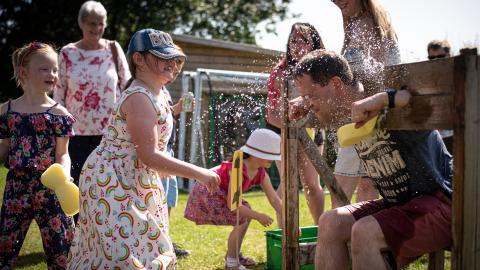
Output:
top-left (19, 42), bottom-right (47, 67)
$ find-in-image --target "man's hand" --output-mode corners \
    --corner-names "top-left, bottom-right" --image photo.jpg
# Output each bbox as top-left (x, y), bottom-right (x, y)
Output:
top-left (351, 92), bottom-right (386, 128)
top-left (289, 96), bottom-right (311, 121)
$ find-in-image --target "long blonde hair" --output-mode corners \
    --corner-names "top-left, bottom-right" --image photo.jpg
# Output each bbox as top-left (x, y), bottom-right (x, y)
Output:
top-left (344, 0), bottom-right (397, 41)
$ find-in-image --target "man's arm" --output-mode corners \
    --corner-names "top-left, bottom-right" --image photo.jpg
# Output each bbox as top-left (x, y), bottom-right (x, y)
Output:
top-left (351, 89), bottom-right (411, 127)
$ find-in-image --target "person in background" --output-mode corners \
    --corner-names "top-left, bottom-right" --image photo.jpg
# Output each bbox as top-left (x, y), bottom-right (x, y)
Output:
top-left (161, 48), bottom-right (191, 258)
top-left (54, 0), bottom-right (131, 187)
top-left (67, 29), bottom-right (219, 269)
top-left (293, 50), bottom-right (452, 270)
top-left (427, 39), bottom-right (453, 153)
top-left (0, 42), bottom-right (75, 269)
top-left (266, 22), bottom-right (326, 224)
top-left (329, 0), bottom-right (401, 208)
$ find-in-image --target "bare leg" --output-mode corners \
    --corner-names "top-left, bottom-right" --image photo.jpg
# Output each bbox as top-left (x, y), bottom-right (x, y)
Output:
top-left (315, 207), bottom-right (356, 270)
top-left (226, 220), bottom-right (251, 258)
top-left (331, 175), bottom-right (359, 209)
top-left (356, 178), bottom-right (378, 203)
top-left (299, 147), bottom-right (324, 222)
top-left (351, 216), bottom-right (388, 270)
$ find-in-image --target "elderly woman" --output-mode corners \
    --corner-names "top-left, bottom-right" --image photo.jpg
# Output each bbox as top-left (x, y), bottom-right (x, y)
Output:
top-left (55, 0), bottom-right (130, 184)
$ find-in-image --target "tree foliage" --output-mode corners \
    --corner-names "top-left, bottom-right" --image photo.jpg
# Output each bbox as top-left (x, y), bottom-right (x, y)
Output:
top-left (0, 0), bottom-right (292, 99)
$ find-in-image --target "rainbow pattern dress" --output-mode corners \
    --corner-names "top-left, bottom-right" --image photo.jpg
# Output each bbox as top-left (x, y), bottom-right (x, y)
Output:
top-left (67, 86), bottom-right (175, 270)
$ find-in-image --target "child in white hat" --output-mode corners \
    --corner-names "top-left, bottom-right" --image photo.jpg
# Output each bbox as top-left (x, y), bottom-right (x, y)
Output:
top-left (185, 128), bottom-right (283, 270)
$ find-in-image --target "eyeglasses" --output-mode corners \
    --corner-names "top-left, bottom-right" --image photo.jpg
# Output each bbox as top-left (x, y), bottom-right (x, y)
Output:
top-left (19, 42), bottom-right (47, 67)
top-left (428, 54), bottom-right (447, 60)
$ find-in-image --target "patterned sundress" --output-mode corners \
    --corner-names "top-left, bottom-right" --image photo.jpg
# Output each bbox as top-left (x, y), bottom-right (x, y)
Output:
top-left (67, 86), bottom-right (175, 270)
top-left (184, 161), bottom-right (266, 226)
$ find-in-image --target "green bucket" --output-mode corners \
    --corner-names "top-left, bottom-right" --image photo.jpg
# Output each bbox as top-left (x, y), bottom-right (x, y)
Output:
top-left (265, 226), bottom-right (318, 270)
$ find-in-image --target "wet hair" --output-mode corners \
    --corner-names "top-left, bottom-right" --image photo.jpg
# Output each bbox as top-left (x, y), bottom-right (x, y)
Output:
top-left (78, 0), bottom-right (107, 27)
top-left (427, 40), bottom-right (451, 55)
top-left (11, 42), bottom-right (57, 88)
top-left (293, 50), bottom-right (355, 87)
top-left (286, 22), bottom-right (325, 74)
top-left (343, 0), bottom-right (397, 42)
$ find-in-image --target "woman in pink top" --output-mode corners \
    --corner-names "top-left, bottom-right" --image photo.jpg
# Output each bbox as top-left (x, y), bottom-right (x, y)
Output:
top-left (54, 1), bottom-right (131, 184)
top-left (266, 22), bottom-right (326, 224)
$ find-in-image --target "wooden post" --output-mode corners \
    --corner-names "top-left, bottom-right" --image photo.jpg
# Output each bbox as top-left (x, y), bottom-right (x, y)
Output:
top-left (282, 80), bottom-right (299, 270)
top-left (297, 129), bottom-right (349, 206)
top-left (452, 48), bottom-right (480, 270)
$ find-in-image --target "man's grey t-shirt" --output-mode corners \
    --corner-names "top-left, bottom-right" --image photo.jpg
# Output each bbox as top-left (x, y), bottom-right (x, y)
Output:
top-left (354, 129), bottom-right (452, 205)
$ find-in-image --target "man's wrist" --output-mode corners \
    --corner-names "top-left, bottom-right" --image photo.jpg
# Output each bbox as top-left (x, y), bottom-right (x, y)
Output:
top-left (385, 88), bottom-right (397, 108)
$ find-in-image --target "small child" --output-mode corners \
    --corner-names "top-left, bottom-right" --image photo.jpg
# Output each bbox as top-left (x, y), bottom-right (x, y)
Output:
top-left (0, 42), bottom-right (75, 269)
top-left (67, 29), bottom-right (219, 269)
top-left (185, 128), bottom-right (283, 270)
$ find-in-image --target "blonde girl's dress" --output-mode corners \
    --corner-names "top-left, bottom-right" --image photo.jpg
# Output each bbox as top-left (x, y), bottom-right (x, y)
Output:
top-left (67, 86), bottom-right (175, 270)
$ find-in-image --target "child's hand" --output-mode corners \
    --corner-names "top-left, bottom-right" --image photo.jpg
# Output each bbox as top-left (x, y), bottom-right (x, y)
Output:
top-left (255, 213), bottom-right (273, 227)
top-left (197, 168), bottom-right (220, 193)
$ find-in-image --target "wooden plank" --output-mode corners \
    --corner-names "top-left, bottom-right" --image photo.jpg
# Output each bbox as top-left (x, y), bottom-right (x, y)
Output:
top-left (457, 50), bottom-right (479, 269)
top-left (282, 81), bottom-right (299, 270)
top-left (428, 251), bottom-right (445, 270)
top-left (384, 57), bottom-right (455, 95)
top-left (452, 52), bottom-right (467, 270)
top-left (185, 54), bottom-right (273, 66)
top-left (176, 42), bottom-right (283, 59)
top-left (297, 128), bottom-right (349, 206)
top-left (183, 62), bottom-right (274, 73)
top-left (384, 95), bottom-right (454, 130)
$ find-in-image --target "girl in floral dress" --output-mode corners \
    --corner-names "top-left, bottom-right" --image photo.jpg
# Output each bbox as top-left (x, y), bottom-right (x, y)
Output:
top-left (0, 42), bottom-right (75, 269)
top-left (67, 29), bottom-right (220, 270)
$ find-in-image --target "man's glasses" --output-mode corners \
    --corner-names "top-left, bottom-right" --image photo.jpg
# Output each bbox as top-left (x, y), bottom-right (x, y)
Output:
top-left (428, 54), bottom-right (447, 60)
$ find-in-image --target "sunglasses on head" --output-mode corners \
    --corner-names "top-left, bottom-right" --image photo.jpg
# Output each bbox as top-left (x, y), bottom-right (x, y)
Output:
top-left (428, 54), bottom-right (447, 60)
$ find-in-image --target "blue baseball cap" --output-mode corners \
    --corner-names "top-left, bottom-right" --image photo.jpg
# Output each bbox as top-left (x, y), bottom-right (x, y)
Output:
top-left (127, 28), bottom-right (186, 60)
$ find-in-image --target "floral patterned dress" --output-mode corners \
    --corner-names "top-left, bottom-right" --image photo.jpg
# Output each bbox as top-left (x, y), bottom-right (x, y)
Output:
top-left (184, 161), bottom-right (266, 226)
top-left (0, 101), bottom-right (75, 270)
top-left (54, 42), bottom-right (131, 136)
top-left (67, 86), bottom-right (175, 270)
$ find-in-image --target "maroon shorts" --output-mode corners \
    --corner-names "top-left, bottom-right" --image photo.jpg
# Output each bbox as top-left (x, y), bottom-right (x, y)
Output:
top-left (346, 192), bottom-right (452, 268)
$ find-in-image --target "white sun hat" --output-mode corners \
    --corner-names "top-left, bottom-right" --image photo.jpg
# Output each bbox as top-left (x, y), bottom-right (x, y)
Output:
top-left (240, 129), bottom-right (281, 161)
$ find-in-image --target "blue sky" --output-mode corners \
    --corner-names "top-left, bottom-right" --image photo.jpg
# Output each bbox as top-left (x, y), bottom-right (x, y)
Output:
top-left (256, 0), bottom-right (479, 63)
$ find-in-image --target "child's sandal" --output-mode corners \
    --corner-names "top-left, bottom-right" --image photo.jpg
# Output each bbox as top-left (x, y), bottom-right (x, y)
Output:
top-left (238, 252), bottom-right (256, 266)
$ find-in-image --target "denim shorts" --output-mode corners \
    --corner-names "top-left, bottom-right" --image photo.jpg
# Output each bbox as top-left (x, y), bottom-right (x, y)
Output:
top-left (334, 146), bottom-right (367, 177)
top-left (161, 147), bottom-right (178, 208)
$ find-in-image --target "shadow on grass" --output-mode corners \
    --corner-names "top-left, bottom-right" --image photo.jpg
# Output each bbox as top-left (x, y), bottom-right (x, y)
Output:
top-left (16, 252), bottom-right (46, 268)
top-left (215, 263), bottom-right (266, 270)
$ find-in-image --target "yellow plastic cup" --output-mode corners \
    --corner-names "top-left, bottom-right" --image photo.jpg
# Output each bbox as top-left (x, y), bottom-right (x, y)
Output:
top-left (41, 163), bottom-right (79, 216)
top-left (337, 115), bottom-right (378, 147)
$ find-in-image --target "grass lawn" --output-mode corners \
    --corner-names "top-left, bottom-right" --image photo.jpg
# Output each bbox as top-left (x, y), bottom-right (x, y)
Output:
top-left (0, 166), bottom-right (449, 270)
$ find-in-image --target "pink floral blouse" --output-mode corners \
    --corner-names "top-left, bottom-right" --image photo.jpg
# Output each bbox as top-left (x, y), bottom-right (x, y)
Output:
top-left (54, 41), bottom-right (131, 136)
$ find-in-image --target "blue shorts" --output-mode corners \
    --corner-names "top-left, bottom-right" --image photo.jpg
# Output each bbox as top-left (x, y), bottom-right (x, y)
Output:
top-left (162, 147), bottom-right (178, 208)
